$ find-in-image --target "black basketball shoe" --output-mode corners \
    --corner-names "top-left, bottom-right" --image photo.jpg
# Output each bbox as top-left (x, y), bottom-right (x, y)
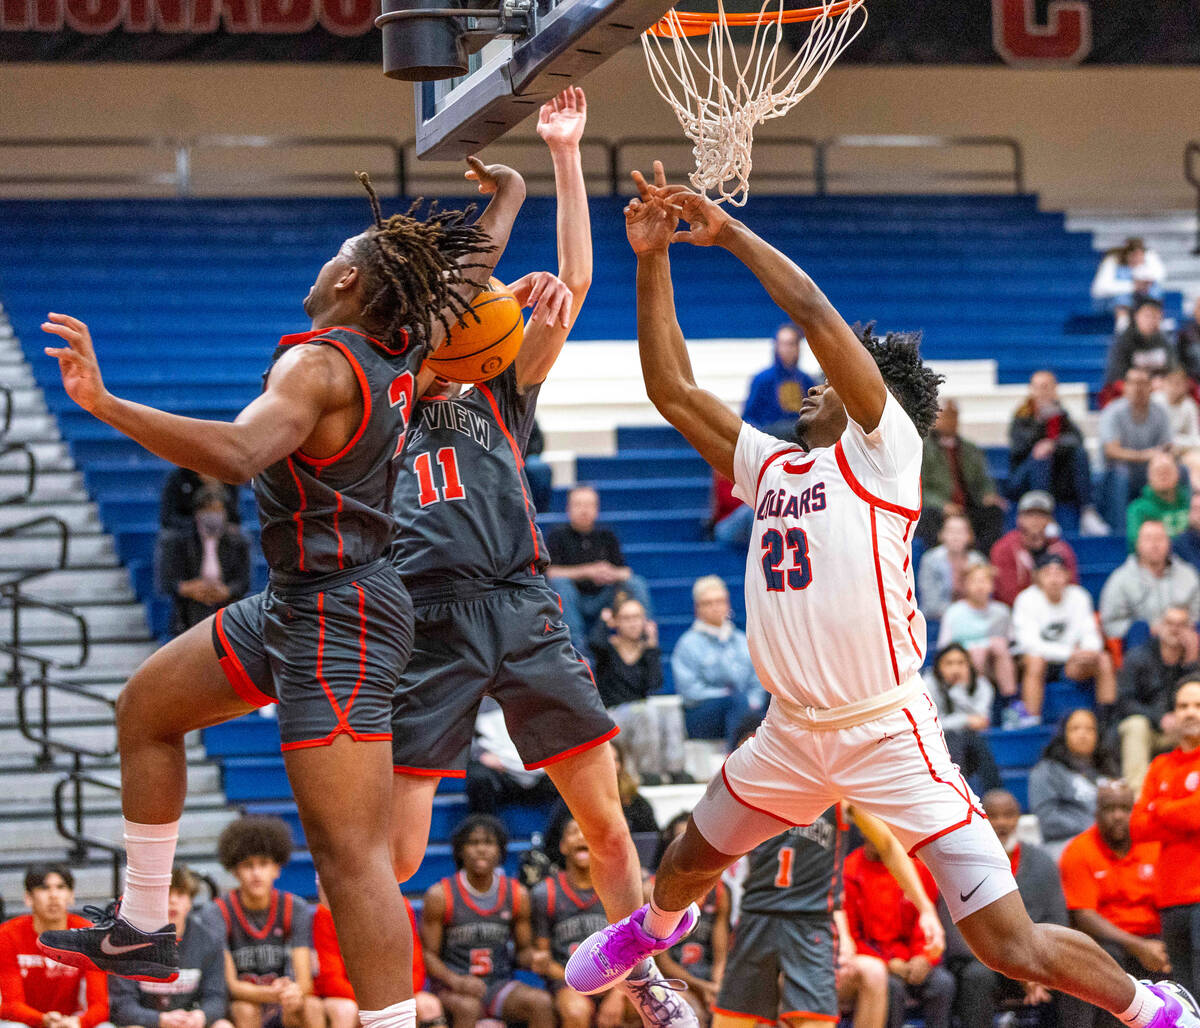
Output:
top-left (38, 901), bottom-right (179, 982)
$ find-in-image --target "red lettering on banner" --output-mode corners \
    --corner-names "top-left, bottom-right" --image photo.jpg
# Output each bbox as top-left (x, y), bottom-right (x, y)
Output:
top-left (319, 0), bottom-right (373, 36)
top-left (34, 0), bottom-right (63, 29)
top-left (125, 0), bottom-right (187, 31)
top-left (992, 0), bottom-right (1091, 65)
top-left (0, 0), bottom-right (29, 29)
top-left (219, 0), bottom-right (255, 32)
top-left (260, 0), bottom-right (316, 30)
top-left (64, 0), bottom-right (117, 28)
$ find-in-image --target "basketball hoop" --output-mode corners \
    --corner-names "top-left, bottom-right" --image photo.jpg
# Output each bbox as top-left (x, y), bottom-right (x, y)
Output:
top-left (641, 0), bottom-right (866, 205)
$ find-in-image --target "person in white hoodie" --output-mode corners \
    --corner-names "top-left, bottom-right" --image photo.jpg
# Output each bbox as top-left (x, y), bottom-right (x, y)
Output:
top-left (1013, 552), bottom-right (1117, 725)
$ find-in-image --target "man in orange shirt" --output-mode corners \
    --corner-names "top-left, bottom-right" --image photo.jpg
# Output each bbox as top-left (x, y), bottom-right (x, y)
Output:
top-left (1132, 678), bottom-right (1200, 1002)
top-left (0, 865), bottom-right (108, 1028)
top-left (1061, 780), bottom-right (1169, 1026)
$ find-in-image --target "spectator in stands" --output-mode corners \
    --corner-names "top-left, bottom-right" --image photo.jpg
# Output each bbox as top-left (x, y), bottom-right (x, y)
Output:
top-left (990, 490), bottom-right (1079, 607)
top-left (1105, 297), bottom-right (1173, 388)
top-left (917, 398), bottom-right (1005, 552)
top-left (466, 699), bottom-right (560, 817)
top-left (1130, 677), bottom-right (1200, 1001)
top-left (710, 470), bottom-right (752, 548)
top-left (1154, 368), bottom-right (1200, 487)
top-left (1177, 296), bottom-right (1200, 382)
top-left (916, 514), bottom-right (985, 621)
top-left (156, 488), bottom-right (251, 637)
top-left (546, 485), bottom-right (652, 651)
top-left (1099, 519), bottom-right (1200, 641)
top-left (1059, 780), bottom-right (1167, 1019)
top-left (108, 866), bottom-right (231, 1028)
top-left (589, 593), bottom-right (688, 785)
top-left (0, 864), bottom-right (108, 1028)
top-left (742, 322), bottom-right (814, 433)
top-left (160, 467), bottom-right (240, 531)
top-left (941, 790), bottom-right (1067, 1027)
top-left (1092, 238), bottom-right (1166, 329)
top-left (937, 563), bottom-right (1019, 702)
top-left (203, 816), bottom-right (322, 1028)
top-left (923, 644), bottom-right (1003, 791)
top-left (1172, 493), bottom-right (1200, 572)
top-left (1100, 367), bottom-right (1174, 531)
top-left (1117, 605), bottom-right (1200, 790)
top-left (523, 418), bottom-right (552, 514)
top-left (420, 815), bottom-right (552, 1028)
top-left (1029, 709), bottom-right (1121, 857)
top-left (1013, 553), bottom-right (1116, 726)
top-left (1125, 452), bottom-right (1190, 552)
top-left (671, 575), bottom-right (764, 751)
top-left (1007, 370), bottom-right (1109, 535)
top-left (842, 840), bottom-right (953, 1028)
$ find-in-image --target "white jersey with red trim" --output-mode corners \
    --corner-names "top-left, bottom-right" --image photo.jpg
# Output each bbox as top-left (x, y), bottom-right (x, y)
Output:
top-left (731, 392), bottom-right (925, 709)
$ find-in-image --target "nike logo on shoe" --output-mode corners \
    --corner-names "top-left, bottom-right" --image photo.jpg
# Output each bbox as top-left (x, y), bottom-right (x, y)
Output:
top-left (959, 879), bottom-right (987, 903)
top-left (100, 936), bottom-right (154, 956)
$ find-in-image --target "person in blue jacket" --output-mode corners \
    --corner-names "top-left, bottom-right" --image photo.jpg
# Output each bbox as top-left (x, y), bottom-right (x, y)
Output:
top-left (742, 322), bottom-right (815, 433)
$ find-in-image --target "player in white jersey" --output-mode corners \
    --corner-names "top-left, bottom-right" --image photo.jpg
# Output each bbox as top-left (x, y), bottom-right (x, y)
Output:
top-left (564, 165), bottom-right (1200, 1028)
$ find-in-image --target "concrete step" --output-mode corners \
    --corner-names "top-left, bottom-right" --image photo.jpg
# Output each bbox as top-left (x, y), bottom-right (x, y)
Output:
top-left (0, 601), bottom-right (150, 644)
top-left (0, 469), bottom-right (87, 503)
top-left (0, 804), bottom-right (237, 855)
top-left (1, 414), bottom-right (60, 444)
top-left (0, 722), bottom-right (118, 759)
top-left (0, 856), bottom-right (232, 910)
top-left (18, 567), bottom-right (135, 605)
top-left (12, 639), bottom-right (156, 677)
top-left (0, 679), bottom-right (123, 723)
top-left (0, 502), bottom-right (100, 534)
top-left (0, 757), bottom-right (220, 805)
top-left (1, 387), bottom-right (47, 417)
top-left (0, 441), bottom-right (73, 473)
top-left (0, 532), bottom-right (115, 569)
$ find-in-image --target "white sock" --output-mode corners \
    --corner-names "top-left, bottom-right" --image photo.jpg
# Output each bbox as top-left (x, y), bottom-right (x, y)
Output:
top-left (1118, 978), bottom-right (1164, 1027)
top-left (120, 818), bottom-right (179, 931)
top-left (359, 998), bottom-right (416, 1028)
top-left (642, 900), bottom-right (684, 940)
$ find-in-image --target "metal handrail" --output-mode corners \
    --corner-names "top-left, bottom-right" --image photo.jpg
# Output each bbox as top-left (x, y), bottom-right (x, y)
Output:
top-left (814, 135), bottom-right (1024, 194)
top-left (0, 442), bottom-right (37, 506)
top-left (0, 385), bottom-right (12, 440)
top-left (16, 675), bottom-right (116, 766)
top-left (53, 768), bottom-right (122, 895)
top-left (0, 589), bottom-right (90, 680)
top-left (611, 136), bottom-right (820, 195)
top-left (0, 136), bottom-right (186, 191)
top-left (1185, 142), bottom-right (1200, 255)
top-left (0, 514), bottom-right (70, 582)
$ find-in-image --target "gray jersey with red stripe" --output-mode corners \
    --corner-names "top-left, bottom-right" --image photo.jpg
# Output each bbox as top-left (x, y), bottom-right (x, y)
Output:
top-left (530, 872), bottom-right (608, 967)
top-left (254, 326), bottom-right (424, 580)
top-left (389, 366), bottom-right (547, 591)
top-left (439, 872), bottom-right (518, 985)
top-left (740, 808), bottom-right (845, 917)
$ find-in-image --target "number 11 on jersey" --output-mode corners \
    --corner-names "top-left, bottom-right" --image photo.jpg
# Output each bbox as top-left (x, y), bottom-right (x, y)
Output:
top-left (414, 447), bottom-right (466, 507)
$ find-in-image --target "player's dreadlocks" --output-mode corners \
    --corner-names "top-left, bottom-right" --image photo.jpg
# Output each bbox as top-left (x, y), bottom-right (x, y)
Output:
top-left (352, 172), bottom-right (494, 352)
top-left (856, 323), bottom-right (943, 437)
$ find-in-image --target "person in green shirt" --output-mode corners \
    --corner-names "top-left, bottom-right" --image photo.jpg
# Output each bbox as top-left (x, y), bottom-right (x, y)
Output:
top-left (1126, 452), bottom-right (1190, 551)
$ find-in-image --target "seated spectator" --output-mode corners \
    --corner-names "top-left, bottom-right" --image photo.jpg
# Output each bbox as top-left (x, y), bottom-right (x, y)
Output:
top-left (941, 790), bottom-right (1067, 1027)
top-left (1130, 677), bottom-right (1200, 1002)
top-left (546, 485), bottom-right (652, 652)
top-left (203, 816), bottom-right (322, 1028)
top-left (1099, 367), bottom-right (1173, 531)
top-left (0, 864), bottom-right (108, 1028)
top-left (589, 594), bottom-right (687, 785)
top-left (1125, 452), bottom-right (1190, 552)
top-left (937, 563), bottom-right (1018, 702)
top-left (160, 467), bottom-right (240, 531)
top-left (420, 815), bottom-right (552, 1028)
top-left (1008, 370), bottom-right (1109, 535)
top-left (1013, 554), bottom-right (1116, 725)
top-left (108, 866), bottom-right (231, 1028)
top-left (742, 322), bottom-right (814, 434)
top-left (1105, 297), bottom-right (1173, 388)
top-left (1092, 237), bottom-right (1166, 328)
top-left (1058, 780), bottom-right (1167, 1028)
top-left (1029, 709), bottom-right (1121, 856)
top-left (1172, 493), bottom-right (1200, 572)
top-left (990, 490), bottom-right (1079, 607)
top-left (923, 644), bottom-right (1003, 792)
top-left (156, 488), bottom-right (251, 637)
top-left (917, 398), bottom-right (1005, 552)
top-left (1100, 519), bottom-right (1200, 641)
top-left (466, 700), bottom-right (560, 817)
top-left (842, 841), bottom-right (952, 1028)
top-left (671, 575), bottom-right (764, 751)
top-left (1154, 367), bottom-right (1200, 487)
top-left (523, 417), bottom-right (552, 514)
top-left (916, 514), bottom-right (985, 621)
top-left (1177, 296), bottom-right (1200, 382)
top-left (1117, 606), bottom-right (1200, 790)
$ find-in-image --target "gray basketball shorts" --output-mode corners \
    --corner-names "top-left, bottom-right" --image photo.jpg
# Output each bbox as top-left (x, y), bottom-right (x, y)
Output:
top-left (713, 911), bottom-right (837, 1023)
top-left (390, 578), bottom-right (617, 776)
top-left (213, 559), bottom-right (414, 750)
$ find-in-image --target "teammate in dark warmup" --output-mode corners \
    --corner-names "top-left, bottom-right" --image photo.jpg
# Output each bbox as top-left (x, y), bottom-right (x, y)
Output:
top-left (387, 91), bottom-right (695, 1028)
top-left (36, 161), bottom-right (526, 1028)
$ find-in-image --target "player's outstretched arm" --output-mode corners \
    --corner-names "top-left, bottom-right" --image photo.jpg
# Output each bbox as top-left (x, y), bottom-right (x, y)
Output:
top-left (628, 165), bottom-right (740, 482)
top-left (42, 314), bottom-right (339, 483)
top-left (667, 187), bottom-right (888, 434)
top-left (515, 86), bottom-right (592, 390)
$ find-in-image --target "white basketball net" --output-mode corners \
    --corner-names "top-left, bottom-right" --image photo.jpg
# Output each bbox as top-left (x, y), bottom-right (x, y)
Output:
top-left (641, 0), bottom-right (867, 205)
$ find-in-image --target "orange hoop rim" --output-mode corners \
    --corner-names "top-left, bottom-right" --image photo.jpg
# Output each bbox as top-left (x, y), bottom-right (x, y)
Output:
top-left (647, 0), bottom-right (861, 37)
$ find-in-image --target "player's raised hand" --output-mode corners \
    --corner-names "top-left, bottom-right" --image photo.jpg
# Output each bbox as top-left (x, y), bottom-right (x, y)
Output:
top-left (626, 162), bottom-right (679, 256)
top-left (41, 313), bottom-right (109, 415)
top-left (537, 86), bottom-right (587, 151)
top-left (465, 156), bottom-right (523, 197)
top-left (507, 270), bottom-right (572, 327)
top-left (666, 186), bottom-right (733, 247)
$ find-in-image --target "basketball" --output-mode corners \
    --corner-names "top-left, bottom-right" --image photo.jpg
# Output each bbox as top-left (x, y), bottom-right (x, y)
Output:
top-left (425, 277), bottom-right (524, 384)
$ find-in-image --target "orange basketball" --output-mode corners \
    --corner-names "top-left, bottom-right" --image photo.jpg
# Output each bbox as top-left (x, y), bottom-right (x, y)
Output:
top-left (425, 277), bottom-right (524, 384)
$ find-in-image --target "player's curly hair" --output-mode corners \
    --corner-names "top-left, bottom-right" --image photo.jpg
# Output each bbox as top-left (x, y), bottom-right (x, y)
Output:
top-left (352, 173), bottom-right (494, 352)
top-left (450, 813), bottom-right (508, 870)
top-left (217, 815), bottom-right (294, 872)
top-left (856, 323), bottom-right (943, 438)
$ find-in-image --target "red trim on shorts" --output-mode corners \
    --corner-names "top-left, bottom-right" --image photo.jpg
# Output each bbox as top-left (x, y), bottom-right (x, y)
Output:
top-left (229, 889), bottom-right (280, 941)
top-left (280, 731), bottom-right (392, 751)
top-left (907, 815), bottom-right (978, 857)
top-left (297, 338), bottom-right (373, 467)
top-left (869, 507), bottom-right (901, 686)
top-left (779, 1011), bottom-right (837, 1023)
top-left (755, 447), bottom-right (804, 497)
top-left (393, 765), bottom-right (467, 779)
top-left (524, 725), bottom-right (619, 770)
top-left (710, 1006), bottom-right (774, 1024)
top-left (477, 382), bottom-right (541, 576)
top-left (285, 457), bottom-right (308, 572)
top-left (900, 705), bottom-right (983, 855)
top-left (456, 872), bottom-right (510, 917)
top-left (833, 440), bottom-right (922, 519)
top-left (213, 608), bottom-right (273, 707)
top-left (720, 763), bottom-right (796, 826)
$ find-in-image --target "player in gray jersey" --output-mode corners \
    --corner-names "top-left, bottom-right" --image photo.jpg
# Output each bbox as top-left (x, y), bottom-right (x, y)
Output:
top-left (387, 90), bottom-right (695, 1028)
top-left (38, 161), bottom-right (526, 1028)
